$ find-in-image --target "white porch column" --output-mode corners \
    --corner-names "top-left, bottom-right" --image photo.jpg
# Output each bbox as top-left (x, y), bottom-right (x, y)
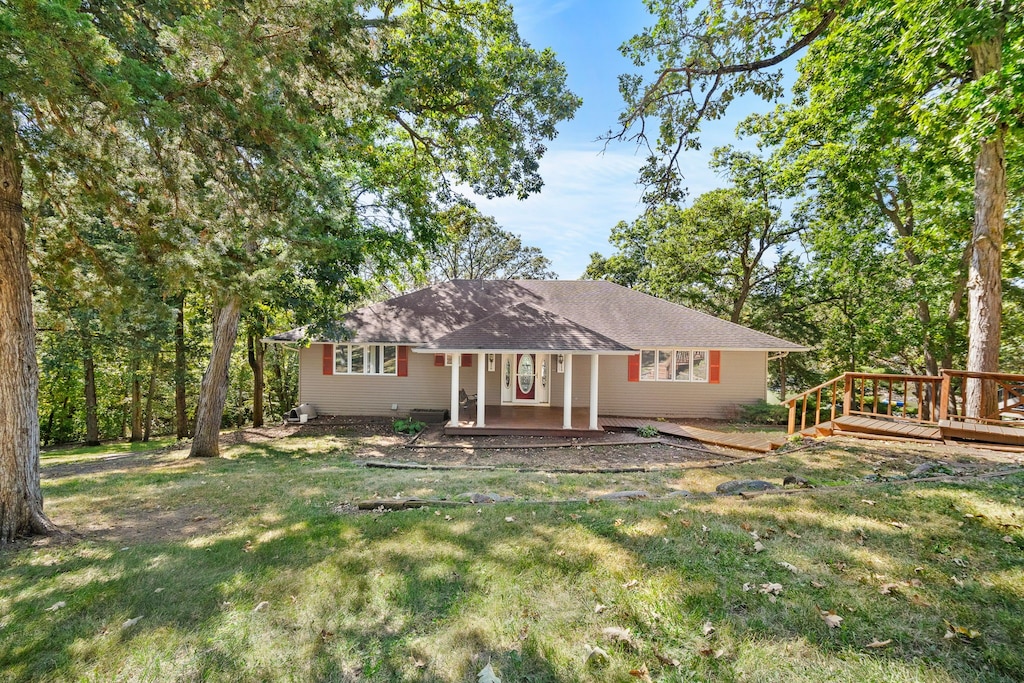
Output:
top-left (589, 354), bottom-right (600, 430)
top-left (563, 353), bottom-right (573, 429)
top-left (450, 354), bottom-right (460, 427)
top-left (477, 352), bottom-right (486, 427)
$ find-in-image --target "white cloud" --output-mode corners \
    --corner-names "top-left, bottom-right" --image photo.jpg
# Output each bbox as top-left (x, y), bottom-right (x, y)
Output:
top-left (470, 145), bottom-right (723, 278)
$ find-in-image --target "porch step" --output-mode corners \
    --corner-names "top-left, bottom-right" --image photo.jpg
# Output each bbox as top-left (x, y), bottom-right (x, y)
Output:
top-left (833, 415), bottom-right (942, 441)
top-left (443, 425), bottom-right (597, 438)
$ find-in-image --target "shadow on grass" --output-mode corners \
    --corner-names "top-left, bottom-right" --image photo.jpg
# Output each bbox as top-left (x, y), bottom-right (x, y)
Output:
top-left (6, 441), bottom-right (1023, 681)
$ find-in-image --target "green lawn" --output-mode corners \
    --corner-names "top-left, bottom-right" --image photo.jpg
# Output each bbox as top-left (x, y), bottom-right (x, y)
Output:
top-left (3, 432), bottom-right (1022, 682)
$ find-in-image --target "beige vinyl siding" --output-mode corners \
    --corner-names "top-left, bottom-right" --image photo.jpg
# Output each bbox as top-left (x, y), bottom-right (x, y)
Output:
top-left (595, 351), bottom-right (767, 418)
top-left (299, 345), bottom-right (766, 419)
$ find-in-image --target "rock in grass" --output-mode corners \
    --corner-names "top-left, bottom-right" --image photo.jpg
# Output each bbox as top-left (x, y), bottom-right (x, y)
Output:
top-left (716, 480), bottom-right (776, 495)
top-left (462, 492), bottom-right (513, 504)
top-left (909, 462), bottom-right (940, 478)
top-left (782, 475), bottom-right (811, 488)
top-left (665, 489), bottom-right (692, 498)
top-left (595, 490), bottom-right (650, 501)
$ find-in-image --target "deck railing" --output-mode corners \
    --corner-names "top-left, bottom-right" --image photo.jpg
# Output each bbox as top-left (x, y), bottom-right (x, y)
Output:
top-left (785, 369), bottom-right (1024, 435)
top-left (785, 372), bottom-right (945, 434)
top-left (939, 370), bottom-right (1024, 424)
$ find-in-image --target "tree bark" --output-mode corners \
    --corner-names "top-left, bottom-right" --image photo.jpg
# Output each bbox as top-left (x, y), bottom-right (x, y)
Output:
top-left (83, 337), bottom-right (100, 446)
top-left (965, 36), bottom-right (1006, 419)
top-left (190, 294), bottom-right (242, 457)
top-left (0, 98), bottom-right (54, 543)
top-left (143, 351), bottom-right (159, 442)
top-left (247, 330), bottom-right (265, 428)
top-left (174, 293), bottom-right (189, 439)
top-left (129, 354), bottom-right (142, 441)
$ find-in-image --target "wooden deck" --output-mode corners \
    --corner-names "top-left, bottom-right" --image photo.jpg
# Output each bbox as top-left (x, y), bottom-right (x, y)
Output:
top-left (834, 415), bottom-right (942, 441)
top-left (600, 417), bottom-right (786, 453)
top-left (939, 419), bottom-right (1024, 446)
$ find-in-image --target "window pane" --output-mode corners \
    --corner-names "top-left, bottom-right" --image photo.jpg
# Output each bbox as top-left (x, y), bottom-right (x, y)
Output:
top-left (334, 345), bottom-right (348, 374)
top-left (658, 350), bottom-right (672, 380)
top-left (366, 345), bottom-right (379, 373)
top-left (350, 345), bottom-right (365, 374)
top-left (640, 350), bottom-right (656, 380)
top-left (382, 345), bottom-right (397, 374)
top-left (692, 350), bottom-right (708, 381)
top-left (675, 350), bottom-right (690, 381)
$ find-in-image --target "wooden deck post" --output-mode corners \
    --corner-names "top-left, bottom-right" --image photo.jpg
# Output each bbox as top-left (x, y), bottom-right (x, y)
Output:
top-left (939, 371), bottom-right (951, 421)
top-left (843, 372), bottom-right (853, 417)
top-left (787, 400), bottom-right (796, 435)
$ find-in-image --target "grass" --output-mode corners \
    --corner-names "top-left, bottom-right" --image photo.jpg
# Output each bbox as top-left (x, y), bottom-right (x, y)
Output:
top-left (2, 432), bottom-right (1023, 682)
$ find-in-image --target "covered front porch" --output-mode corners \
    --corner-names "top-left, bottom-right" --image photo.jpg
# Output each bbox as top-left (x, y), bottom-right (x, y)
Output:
top-left (445, 404), bottom-right (602, 437)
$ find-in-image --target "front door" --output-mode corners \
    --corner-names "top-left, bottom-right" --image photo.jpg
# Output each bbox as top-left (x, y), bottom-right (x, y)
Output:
top-left (516, 353), bottom-right (536, 400)
top-left (502, 353), bottom-right (550, 404)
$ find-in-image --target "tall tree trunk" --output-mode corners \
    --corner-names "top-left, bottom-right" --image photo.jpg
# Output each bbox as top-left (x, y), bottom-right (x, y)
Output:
top-left (0, 98), bottom-right (54, 542)
top-left (83, 340), bottom-right (100, 447)
top-left (129, 354), bottom-right (142, 442)
top-left (143, 351), bottom-right (159, 442)
top-left (965, 36), bottom-right (1006, 419)
top-left (247, 330), bottom-right (266, 428)
top-left (190, 294), bottom-right (242, 458)
top-left (174, 293), bottom-right (189, 439)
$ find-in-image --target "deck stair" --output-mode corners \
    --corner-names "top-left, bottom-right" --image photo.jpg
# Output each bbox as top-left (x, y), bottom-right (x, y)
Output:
top-left (600, 417), bottom-right (787, 453)
top-left (785, 370), bottom-right (1024, 447)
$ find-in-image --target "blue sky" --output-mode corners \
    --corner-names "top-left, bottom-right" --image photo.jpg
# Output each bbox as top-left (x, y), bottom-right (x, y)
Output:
top-left (471, 0), bottom-right (772, 278)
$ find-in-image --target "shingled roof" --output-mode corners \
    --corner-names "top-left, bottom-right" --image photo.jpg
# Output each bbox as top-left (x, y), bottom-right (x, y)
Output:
top-left (266, 279), bottom-right (807, 352)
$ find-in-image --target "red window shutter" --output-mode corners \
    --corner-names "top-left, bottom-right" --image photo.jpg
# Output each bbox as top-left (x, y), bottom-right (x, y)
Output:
top-left (709, 350), bottom-right (721, 384)
top-left (322, 344), bottom-right (334, 375)
top-left (397, 346), bottom-right (408, 377)
top-left (434, 353), bottom-right (445, 367)
top-left (627, 353), bottom-right (640, 382)
top-left (461, 354), bottom-right (472, 367)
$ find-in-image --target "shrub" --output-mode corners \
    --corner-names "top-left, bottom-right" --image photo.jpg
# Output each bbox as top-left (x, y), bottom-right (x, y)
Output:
top-left (393, 418), bottom-right (427, 435)
top-left (738, 399), bottom-right (789, 425)
top-left (636, 425), bottom-right (660, 438)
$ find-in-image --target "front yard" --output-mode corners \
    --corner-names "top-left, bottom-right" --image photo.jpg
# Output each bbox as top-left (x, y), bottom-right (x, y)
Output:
top-left (2, 423), bottom-right (1023, 682)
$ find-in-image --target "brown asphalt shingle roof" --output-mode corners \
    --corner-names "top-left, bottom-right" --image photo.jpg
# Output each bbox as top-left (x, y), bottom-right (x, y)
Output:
top-left (267, 279), bottom-right (807, 351)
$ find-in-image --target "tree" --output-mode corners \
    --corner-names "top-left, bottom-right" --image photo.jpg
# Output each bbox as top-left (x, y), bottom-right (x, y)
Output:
top-left (431, 205), bottom-right (556, 280)
top-left (615, 0), bottom-right (1023, 416)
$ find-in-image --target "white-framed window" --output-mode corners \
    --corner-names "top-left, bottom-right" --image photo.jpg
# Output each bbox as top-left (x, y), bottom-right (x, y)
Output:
top-left (640, 348), bottom-right (708, 382)
top-left (334, 344), bottom-right (398, 375)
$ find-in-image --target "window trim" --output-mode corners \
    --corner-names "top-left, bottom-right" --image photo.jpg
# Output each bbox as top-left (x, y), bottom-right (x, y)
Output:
top-left (334, 343), bottom-right (399, 376)
top-left (639, 348), bottom-right (710, 383)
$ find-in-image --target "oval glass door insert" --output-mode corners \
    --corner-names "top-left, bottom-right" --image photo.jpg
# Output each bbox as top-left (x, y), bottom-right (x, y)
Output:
top-left (517, 354), bottom-right (535, 394)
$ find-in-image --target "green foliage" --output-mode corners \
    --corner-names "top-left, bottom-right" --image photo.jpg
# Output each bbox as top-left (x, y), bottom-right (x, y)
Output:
top-left (393, 418), bottom-right (427, 435)
top-left (738, 400), bottom-right (790, 426)
top-left (636, 425), bottom-right (660, 438)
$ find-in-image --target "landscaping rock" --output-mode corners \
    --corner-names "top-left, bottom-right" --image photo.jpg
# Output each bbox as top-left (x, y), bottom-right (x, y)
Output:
top-left (595, 490), bottom-right (650, 501)
top-left (783, 475), bottom-right (812, 488)
top-left (909, 462), bottom-right (940, 478)
top-left (716, 479), bottom-right (776, 495)
top-left (665, 489), bottom-right (692, 498)
top-left (462, 492), bottom-right (513, 504)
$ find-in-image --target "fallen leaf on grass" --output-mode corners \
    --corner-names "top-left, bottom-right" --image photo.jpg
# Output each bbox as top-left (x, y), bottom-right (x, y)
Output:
top-left (1002, 535), bottom-right (1015, 544)
top-left (569, 514), bottom-right (581, 520)
top-left (753, 541), bottom-right (765, 553)
top-left (817, 607), bottom-right (843, 629)
top-left (629, 665), bottom-right (652, 681)
top-left (889, 521), bottom-right (909, 529)
top-left (444, 515), bottom-right (453, 521)
top-left (413, 658), bottom-right (427, 668)
top-left (699, 646), bottom-right (729, 659)
top-left (594, 603), bottom-right (607, 614)
top-left (680, 519), bottom-right (693, 528)
top-left (944, 621), bottom-right (981, 641)
top-left (702, 621), bottom-right (715, 636)
top-left (318, 629), bottom-right (334, 642)
top-left (478, 662), bottom-right (501, 683)
top-left (655, 651), bottom-right (680, 667)
top-left (122, 615), bottom-right (144, 629)
top-left (811, 580), bottom-right (826, 589)
top-left (614, 518), bottom-right (625, 527)
top-left (583, 644), bottom-right (609, 664)
top-left (602, 626), bottom-right (634, 645)
top-left (861, 499), bottom-right (876, 506)
top-left (504, 516), bottom-right (515, 523)
top-left (865, 638), bottom-right (892, 649)
top-left (45, 601), bottom-right (66, 612)
top-left (785, 530), bottom-right (802, 539)
top-left (622, 579), bottom-right (639, 589)
top-left (743, 583), bottom-right (753, 592)
top-left (879, 583), bottom-right (902, 595)
top-left (741, 522), bottom-right (753, 531)
top-left (253, 601), bottom-right (269, 612)
top-left (910, 594), bottom-right (932, 607)
top-left (759, 582), bottom-right (783, 595)
top-left (778, 561), bottom-right (799, 573)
